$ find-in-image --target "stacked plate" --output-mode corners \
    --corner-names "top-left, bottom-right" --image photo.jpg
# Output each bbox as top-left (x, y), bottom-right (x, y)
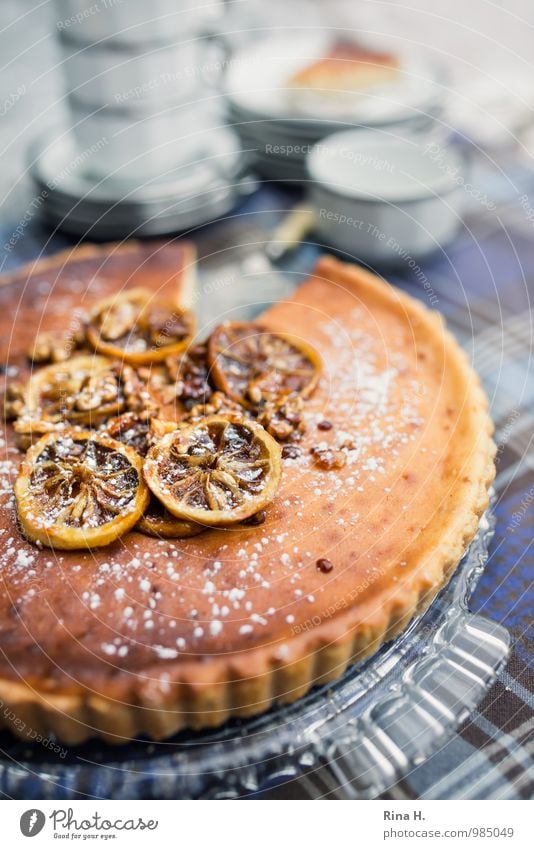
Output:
top-left (30, 127), bottom-right (252, 238)
top-left (225, 33), bottom-right (445, 182)
top-left (31, 0), bottom-right (250, 237)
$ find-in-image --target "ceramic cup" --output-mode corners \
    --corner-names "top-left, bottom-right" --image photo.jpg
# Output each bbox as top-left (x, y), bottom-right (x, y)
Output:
top-left (307, 129), bottom-right (464, 263)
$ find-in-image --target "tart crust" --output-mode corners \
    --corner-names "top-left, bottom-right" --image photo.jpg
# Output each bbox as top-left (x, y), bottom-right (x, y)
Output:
top-left (0, 251), bottom-right (495, 744)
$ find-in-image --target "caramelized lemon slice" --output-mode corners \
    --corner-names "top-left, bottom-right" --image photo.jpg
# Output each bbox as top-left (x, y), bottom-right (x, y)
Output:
top-left (15, 432), bottom-right (149, 549)
top-left (101, 413), bottom-right (181, 459)
top-left (20, 355), bottom-right (138, 433)
top-left (102, 410), bottom-right (152, 457)
top-left (143, 415), bottom-right (281, 526)
top-left (87, 288), bottom-right (195, 365)
top-left (137, 496), bottom-right (204, 539)
top-left (207, 321), bottom-right (322, 407)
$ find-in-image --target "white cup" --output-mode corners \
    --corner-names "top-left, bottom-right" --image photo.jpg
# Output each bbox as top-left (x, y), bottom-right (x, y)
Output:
top-left (69, 96), bottom-right (223, 180)
top-left (54, 0), bottom-right (223, 46)
top-left (308, 129), bottom-right (464, 262)
top-left (59, 36), bottom-right (202, 107)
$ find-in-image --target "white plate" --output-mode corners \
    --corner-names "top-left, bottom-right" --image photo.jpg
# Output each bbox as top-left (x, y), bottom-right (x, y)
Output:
top-left (225, 33), bottom-right (444, 126)
top-left (31, 125), bottom-right (242, 201)
top-left (28, 125), bottom-right (249, 236)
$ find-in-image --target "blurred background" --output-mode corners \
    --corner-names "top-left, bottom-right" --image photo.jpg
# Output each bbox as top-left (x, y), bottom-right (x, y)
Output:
top-left (2, 0), bottom-right (534, 249)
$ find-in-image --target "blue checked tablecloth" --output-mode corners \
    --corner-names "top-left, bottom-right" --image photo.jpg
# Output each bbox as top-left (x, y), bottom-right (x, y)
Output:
top-left (0, 163), bottom-right (533, 800)
top-left (380, 204), bottom-right (534, 802)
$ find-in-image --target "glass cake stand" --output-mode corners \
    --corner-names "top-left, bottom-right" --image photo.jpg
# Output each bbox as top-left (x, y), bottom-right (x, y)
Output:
top-left (0, 507), bottom-right (509, 799)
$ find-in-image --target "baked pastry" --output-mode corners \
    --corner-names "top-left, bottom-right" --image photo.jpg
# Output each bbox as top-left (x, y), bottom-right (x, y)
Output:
top-left (288, 41), bottom-right (400, 96)
top-left (0, 248), bottom-right (494, 744)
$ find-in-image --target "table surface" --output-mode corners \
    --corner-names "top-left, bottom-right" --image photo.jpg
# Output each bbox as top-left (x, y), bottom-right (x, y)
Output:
top-left (0, 1), bottom-right (533, 802)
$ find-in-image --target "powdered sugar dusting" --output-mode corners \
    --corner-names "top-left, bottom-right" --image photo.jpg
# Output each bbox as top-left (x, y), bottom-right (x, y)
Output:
top-left (0, 296), bottom-right (437, 666)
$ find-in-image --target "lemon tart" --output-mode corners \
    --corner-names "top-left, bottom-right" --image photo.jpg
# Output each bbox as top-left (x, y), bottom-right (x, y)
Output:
top-left (0, 247), bottom-right (494, 744)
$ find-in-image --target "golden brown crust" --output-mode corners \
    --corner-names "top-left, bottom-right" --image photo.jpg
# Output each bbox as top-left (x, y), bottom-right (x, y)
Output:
top-left (0, 241), bottom-right (192, 289)
top-left (0, 240), bottom-right (197, 311)
top-left (0, 253), bottom-right (495, 744)
top-left (0, 244), bottom-right (124, 288)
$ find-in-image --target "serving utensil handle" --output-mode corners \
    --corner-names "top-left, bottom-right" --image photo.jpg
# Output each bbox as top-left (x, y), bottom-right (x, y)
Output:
top-left (266, 204), bottom-right (315, 261)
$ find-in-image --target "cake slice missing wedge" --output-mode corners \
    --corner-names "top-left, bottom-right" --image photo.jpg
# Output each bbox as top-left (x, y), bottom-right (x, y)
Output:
top-left (0, 250), bottom-right (494, 744)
